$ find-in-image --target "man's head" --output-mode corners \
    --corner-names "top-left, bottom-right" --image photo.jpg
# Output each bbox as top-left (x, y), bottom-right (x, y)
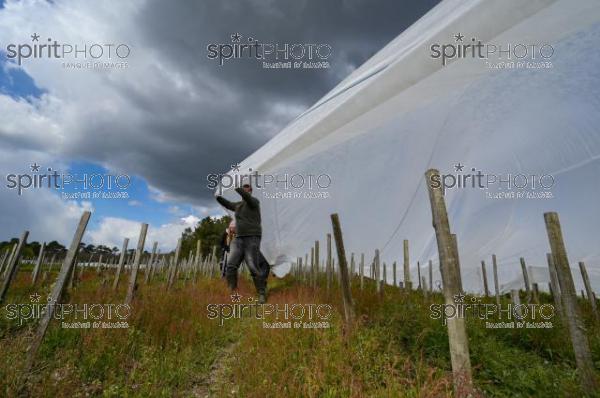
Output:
top-left (242, 183), bottom-right (252, 194)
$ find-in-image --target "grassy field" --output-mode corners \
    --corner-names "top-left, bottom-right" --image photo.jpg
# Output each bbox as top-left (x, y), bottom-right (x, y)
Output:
top-left (1, 265), bottom-right (599, 397)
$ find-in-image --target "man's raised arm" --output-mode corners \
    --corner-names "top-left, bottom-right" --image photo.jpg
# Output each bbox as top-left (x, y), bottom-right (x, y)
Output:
top-left (216, 195), bottom-right (237, 211)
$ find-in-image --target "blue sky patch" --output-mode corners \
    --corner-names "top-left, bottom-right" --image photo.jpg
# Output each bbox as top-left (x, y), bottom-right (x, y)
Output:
top-left (0, 58), bottom-right (45, 100)
top-left (60, 161), bottom-right (200, 228)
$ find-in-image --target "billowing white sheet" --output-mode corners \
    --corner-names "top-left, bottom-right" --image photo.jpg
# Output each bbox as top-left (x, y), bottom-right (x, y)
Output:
top-left (221, 0), bottom-right (600, 293)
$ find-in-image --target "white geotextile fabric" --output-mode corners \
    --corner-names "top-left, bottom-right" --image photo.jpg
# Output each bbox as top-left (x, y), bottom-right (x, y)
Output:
top-left (221, 0), bottom-right (600, 293)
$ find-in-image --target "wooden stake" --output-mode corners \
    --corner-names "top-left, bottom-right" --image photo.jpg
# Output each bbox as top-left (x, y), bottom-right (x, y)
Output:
top-left (481, 260), bottom-right (490, 297)
top-left (303, 256), bottom-right (307, 280)
top-left (25, 211), bottom-right (91, 371)
top-left (511, 289), bottom-right (523, 320)
top-left (150, 250), bottom-right (161, 281)
top-left (403, 239), bottom-right (411, 289)
top-left (579, 261), bottom-right (599, 321)
top-left (375, 249), bottom-right (381, 294)
top-left (0, 231), bottom-right (29, 304)
top-left (210, 245), bottom-right (217, 277)
top-left (520, 257), bottom-right (531, 302)
top-left (310, 247), bottom-right (315, 288)
top-left (185, 251), bottom-right (193, 282)
top-left (0, 249), bottom-right (9, 275)
top-left (167, 238), bottom-right (182, 290)
top-left (330, 213), bottom-right (354, 329)
top-left (145, 242), bottom-right (158, 284)
top-left (125, 223), bottom-right (148, 304)
top-left (315, 240), bottom-right (321, 274)
top-left (492, 254), bottom-right (500, 306)
top-left (544, 212), bottom-right (597, 393)
top-left (429, 260), bottom-right (433, 293)
top-left (425, 169), bottom-right (473, 395)
top-left (166, 255), bottom-right (174, 282)
top-left (3, 243), bottom-right (17, 278)
top-left (193, 240), bottom-right (201, 282)
top-left (326, 235), bottom-right (333, 293)
top-left (96, 254), bottom-right (103, 275)
top-left (360, 253), bottom-right (364, 291)
top-left (31, 242), bottom-right (45, 286)
top-left (112, 238), bottom-right (130, 291)
top-left (532, 283), bottom-right (540, 304)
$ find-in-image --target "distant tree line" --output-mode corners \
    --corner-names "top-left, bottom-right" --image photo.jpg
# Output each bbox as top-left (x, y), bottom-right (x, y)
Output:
top-left (179, 215), bottom-right (231, 260)
top-left (0, 240), bottom-right (67, 259)
top-left (0, 215), bottom-right (230, 262)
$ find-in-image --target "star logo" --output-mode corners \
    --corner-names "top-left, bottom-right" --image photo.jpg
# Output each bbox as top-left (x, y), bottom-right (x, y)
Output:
top-left (31, 33), bottom-right (40, 42)
top-left (30, 293), bottom-right (41, 302)
top-left (453, 292), bottom-right (466, 303)
top-left (230, 292), bottom-right (242, 302)
top-left (30, 162), bottom-right (41, 172)
top-left (454, 163), bottom-right (464, 172)
top-left (231, 163), bottom-right (241, 172)
top-left (454, 33), bottom-right (464, 42)
top-left (231, 33), bottom-right (242, 43)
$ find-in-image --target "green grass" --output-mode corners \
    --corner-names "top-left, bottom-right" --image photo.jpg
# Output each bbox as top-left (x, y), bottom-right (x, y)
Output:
top-left (217, 277), bottom-right (599, 397)
top-left (1, 268), bottom-right (238, 397)
top-left (1, 266), bottom-right (599, 397)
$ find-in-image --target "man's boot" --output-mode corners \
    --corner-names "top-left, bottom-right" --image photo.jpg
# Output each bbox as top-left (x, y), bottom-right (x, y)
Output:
top-left (226, 272), bottom-right (237, 292)
top-left (258, 289), bottom-right (267, 304)
top-left (253, 276), bottom-right (267, 304)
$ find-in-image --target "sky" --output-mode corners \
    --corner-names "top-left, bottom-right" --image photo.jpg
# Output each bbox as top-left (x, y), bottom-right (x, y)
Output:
top-left (0, 0), bottom-right (439, 250)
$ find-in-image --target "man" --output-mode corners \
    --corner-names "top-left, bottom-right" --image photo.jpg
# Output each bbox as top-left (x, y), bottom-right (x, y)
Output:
top-left (216, 183), bottom-right (268, 303)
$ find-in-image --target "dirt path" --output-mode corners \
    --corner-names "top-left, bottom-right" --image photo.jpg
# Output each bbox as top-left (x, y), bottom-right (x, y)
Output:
top-left (190, 336), bottom-right (242, 397)
top-left (190, 279), bottom-right (288, 397)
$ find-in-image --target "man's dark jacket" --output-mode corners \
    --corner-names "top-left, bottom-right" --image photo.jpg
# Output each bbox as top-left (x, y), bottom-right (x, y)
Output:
top-left (216, 188), bottom-right (261, 237)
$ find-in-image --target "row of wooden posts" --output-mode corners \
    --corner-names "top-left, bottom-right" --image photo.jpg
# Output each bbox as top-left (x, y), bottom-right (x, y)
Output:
top-left (292, 236), bottom-right (424, 292)
top-left (0, 215), bottom-right (225, 375)
top-left (0, 242), bottom-right (224, 297)
top-left (291, 234), bottom-right (599, 315)
top-left (291, 169), bottom-right (598, 397)
top-left (0, 237), bottom-right (225, 302)
top-left (291, 231), bottom-right (600, 324)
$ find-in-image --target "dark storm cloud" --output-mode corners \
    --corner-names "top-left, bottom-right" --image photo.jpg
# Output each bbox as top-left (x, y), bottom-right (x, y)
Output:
top-left (79, 0), bottom-right (441, 206)
top-left (137, 0), bottom-right (440, 102)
